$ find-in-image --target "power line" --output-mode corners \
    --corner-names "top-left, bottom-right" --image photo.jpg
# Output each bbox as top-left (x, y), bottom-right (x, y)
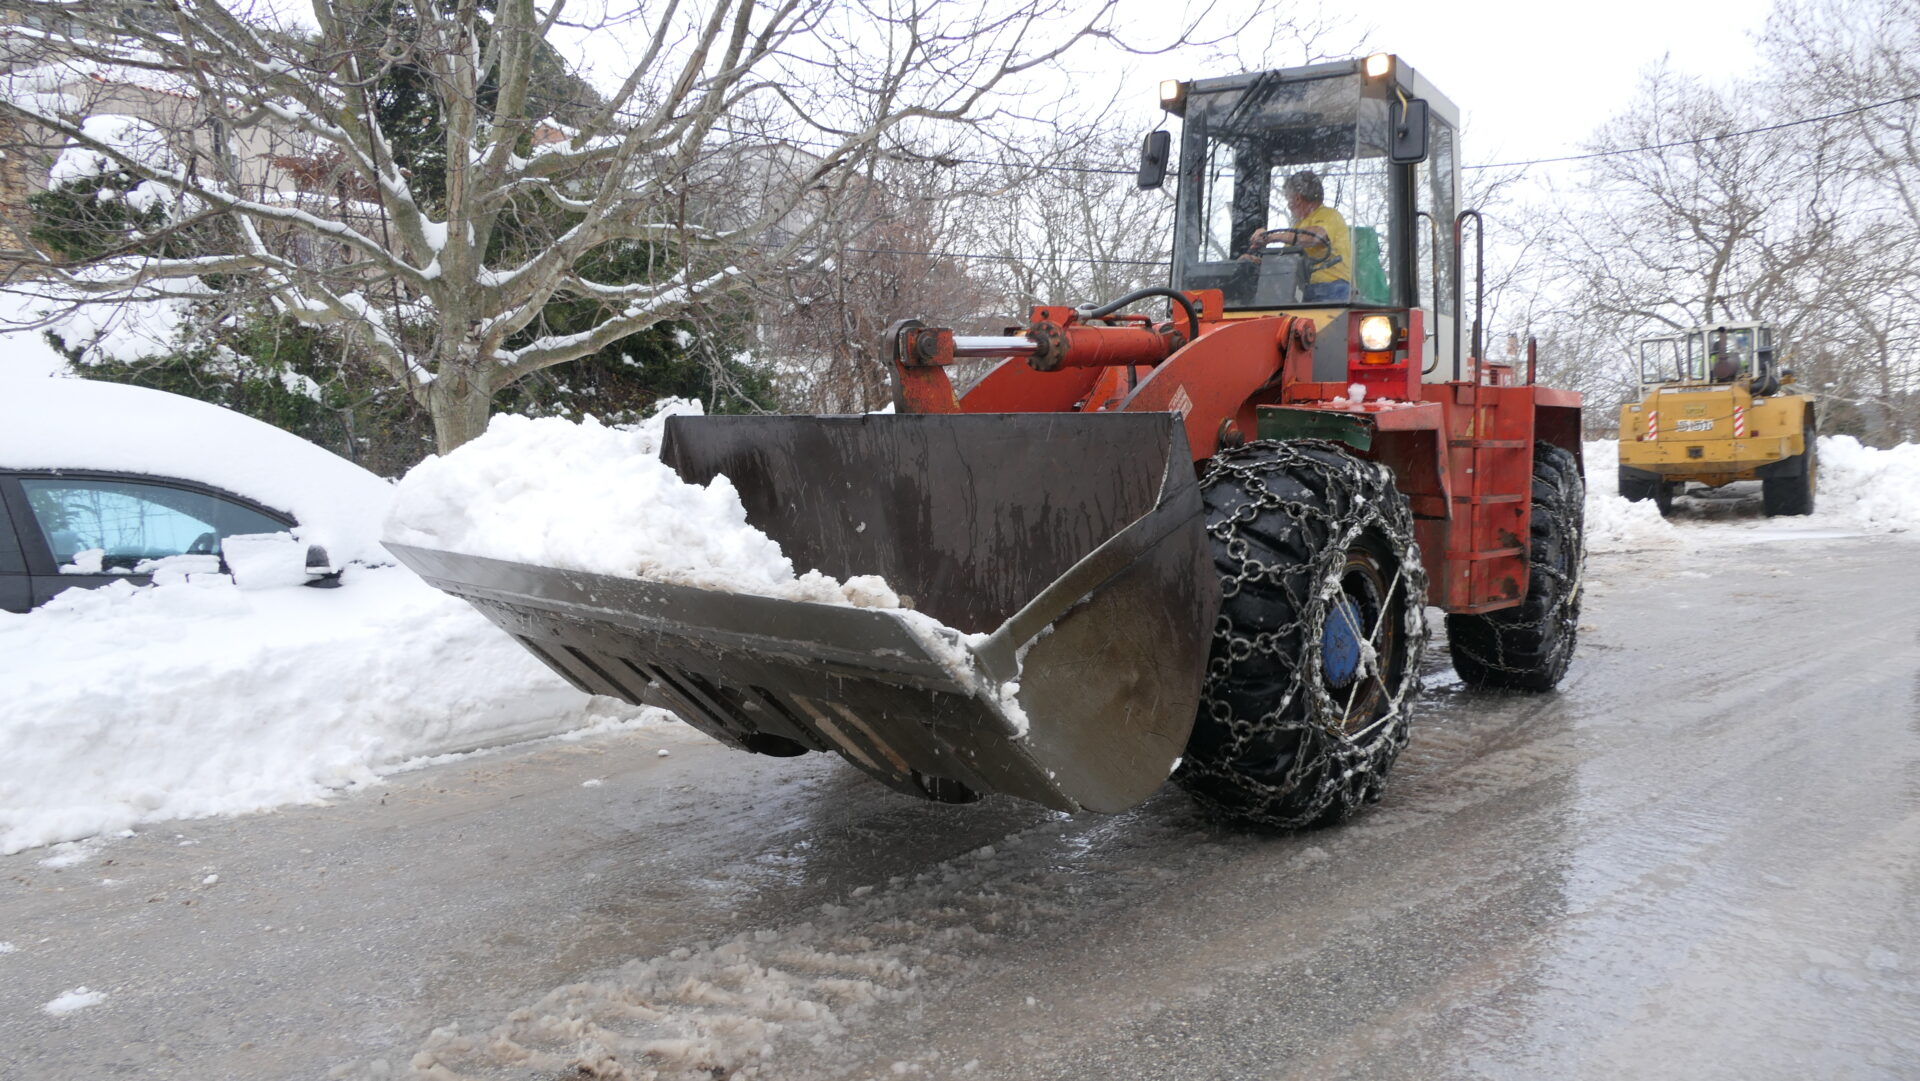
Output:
top-left (725, 89), bottom-right (1920, 177)
top-left (1468, 90), bottom-right (1920, 170)
top-left (724, 91), bottom-right (1920, 268)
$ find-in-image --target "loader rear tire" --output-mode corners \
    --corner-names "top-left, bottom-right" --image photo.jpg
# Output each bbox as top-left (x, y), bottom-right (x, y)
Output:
top-left (1175, 441), bottom-right (1429, 830)
top-left (1762, 427), bottom-right (1817, 516)
top-left (1652, 479), bottom-right (1677, 517)
top-left (1447, 444), bottom-right (1585, 692)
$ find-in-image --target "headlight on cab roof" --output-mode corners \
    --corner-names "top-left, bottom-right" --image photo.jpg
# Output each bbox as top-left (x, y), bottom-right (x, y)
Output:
top-left (1359, 314), bottom-right (1395, 351)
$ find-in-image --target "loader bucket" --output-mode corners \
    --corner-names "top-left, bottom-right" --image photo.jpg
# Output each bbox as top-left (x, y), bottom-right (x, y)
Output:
top-left (385, 412), bottom-right (1217, 814)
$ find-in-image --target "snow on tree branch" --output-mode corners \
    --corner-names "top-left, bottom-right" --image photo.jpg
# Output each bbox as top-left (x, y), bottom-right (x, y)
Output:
top-left (0, 0), bottom-right (1208, 449)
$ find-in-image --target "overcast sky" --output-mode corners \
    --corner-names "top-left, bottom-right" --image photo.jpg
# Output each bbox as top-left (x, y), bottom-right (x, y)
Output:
top-left (1334, 0), bottom-right (1779, 167)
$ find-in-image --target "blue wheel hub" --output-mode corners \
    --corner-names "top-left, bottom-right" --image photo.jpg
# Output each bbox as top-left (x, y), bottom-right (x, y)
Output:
top-left (1322, 597), bottom-right (1364, 688)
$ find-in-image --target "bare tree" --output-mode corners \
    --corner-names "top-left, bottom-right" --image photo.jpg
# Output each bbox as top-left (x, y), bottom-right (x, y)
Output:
top-left (759, 159), bottom-right (994, 412)
top-left (1754, 0), bottom-right (1920, 443)
top-left (0, 0), bottom-right (1206, 449)
top-left (952, 127), bottom-right (1173, 310)
top-left (1507, 0), bottom-right (1920, 445)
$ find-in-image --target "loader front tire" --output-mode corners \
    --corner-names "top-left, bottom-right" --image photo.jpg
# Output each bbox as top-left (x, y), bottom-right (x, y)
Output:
top-left (1447, 444), bottom-right (1585, 692)
top-left (1175, 441), bottom-right (1429, 830)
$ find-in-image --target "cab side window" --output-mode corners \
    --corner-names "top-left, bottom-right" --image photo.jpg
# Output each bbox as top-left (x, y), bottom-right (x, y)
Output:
top-left (19, 478), bottom-right (286, 572)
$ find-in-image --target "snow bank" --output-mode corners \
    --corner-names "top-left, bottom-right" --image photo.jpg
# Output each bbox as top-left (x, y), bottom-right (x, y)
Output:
top-left (1580, 435), bottom-right (1920, 549)
top-left (0, 377), bottom-right (392, 566)
top-left (0, 567), bottom-right (661, 854)
top-left (1580, 440), bottom-right (1683, 553)
top-left (1812, 436), bottom-right (1920, 534)
top-left (386, 404), bottom-right (901, 607)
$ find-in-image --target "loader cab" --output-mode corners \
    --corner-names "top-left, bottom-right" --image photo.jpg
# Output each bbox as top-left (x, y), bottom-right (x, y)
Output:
top-left (1635, 322), bottom-right (1781, 398)
top-left (1153, 55), bottom-right (1463, 380)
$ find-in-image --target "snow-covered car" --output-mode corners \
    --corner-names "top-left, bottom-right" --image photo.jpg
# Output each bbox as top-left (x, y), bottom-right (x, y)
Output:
top-left (0, 377), bottom-right (392, 612)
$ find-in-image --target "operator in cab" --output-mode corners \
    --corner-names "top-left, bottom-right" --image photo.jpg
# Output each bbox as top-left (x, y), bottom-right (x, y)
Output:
top-left (1708, 328), bottom-right (1743, 382)
top-left (1244, 171), bottom-right (1354, 303)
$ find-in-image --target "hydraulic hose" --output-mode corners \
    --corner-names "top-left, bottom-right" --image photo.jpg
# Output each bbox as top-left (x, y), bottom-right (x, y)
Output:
top-left (1079, 287), bottom-right (1201, 345)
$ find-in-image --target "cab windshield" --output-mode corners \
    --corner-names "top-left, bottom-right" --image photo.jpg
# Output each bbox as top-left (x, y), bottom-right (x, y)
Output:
top-left (1172, 72), bottom-right (1399, 310)
top-left (1638, 326), bottom-right (1775, 387)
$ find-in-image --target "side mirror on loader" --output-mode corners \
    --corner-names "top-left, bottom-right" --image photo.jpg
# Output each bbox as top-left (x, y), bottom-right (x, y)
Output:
top-left (1137, 129), bottom-right (1171, 189)
top-left (1389, 98), bottom-right (1430, 164)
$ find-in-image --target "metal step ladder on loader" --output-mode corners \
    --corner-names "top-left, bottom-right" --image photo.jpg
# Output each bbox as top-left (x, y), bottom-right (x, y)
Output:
top-left (389, 54), bottom-right (1586, 831)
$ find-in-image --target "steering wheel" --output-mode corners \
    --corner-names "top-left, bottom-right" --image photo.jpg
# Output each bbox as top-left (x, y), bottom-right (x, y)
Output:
top-left (187, 532), bottom-right (219, 556)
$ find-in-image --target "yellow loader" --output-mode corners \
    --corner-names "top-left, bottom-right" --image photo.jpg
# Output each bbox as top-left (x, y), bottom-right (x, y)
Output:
top-left (1617, 322), bottom-right (1817, 516)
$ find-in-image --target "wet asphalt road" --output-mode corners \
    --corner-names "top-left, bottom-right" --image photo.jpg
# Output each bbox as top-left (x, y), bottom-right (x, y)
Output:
top-left (2, 528), bottom-right (1917, 1080)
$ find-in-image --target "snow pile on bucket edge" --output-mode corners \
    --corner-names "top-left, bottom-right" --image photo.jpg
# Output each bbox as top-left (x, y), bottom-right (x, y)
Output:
top-left (384, 404), bottom-right (1031, 733)
top-left (384, 401), bottom-right (905, 608)
top-left (0, 566), bottom-right (662, 854)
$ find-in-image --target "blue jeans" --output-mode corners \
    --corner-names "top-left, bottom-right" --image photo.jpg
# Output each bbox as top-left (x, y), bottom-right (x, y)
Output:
top-left (1303, 280), bottom-right (1352, 304)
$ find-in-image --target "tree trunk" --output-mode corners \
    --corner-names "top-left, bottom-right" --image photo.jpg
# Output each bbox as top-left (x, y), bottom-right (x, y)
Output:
top-left (428, 368), bottom-right (495, 453)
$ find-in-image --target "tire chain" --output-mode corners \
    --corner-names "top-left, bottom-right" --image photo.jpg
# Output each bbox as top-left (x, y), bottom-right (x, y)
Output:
top-left (1447, 446), bottom-right (1585, 684)
top-left (1179, 441), bottom-right (1430, 829)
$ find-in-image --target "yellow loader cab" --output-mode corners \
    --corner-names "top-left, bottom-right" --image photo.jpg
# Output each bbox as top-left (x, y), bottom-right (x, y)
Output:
top-left (1617, 322), bottom-right (1817, 516)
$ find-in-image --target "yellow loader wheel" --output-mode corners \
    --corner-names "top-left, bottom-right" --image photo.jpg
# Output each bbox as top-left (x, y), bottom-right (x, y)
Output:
top-left (1652, 480), bottom-right (1679, 517)
top-left (1761, 425), bottom-right (1818, 516)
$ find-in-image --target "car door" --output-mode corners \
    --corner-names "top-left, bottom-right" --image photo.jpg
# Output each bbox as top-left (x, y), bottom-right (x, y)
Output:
top-left (0, 481), bottom-right (29, 613)
top-left (1, 471), bottom-right (293, 610)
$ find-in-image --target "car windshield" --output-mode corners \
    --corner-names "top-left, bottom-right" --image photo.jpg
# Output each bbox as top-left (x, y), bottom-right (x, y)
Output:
top-left (1173, 71), bottom-right (1398, 309)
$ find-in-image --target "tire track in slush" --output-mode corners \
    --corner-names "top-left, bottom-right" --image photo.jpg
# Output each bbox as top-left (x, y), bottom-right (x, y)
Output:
top-left (384, 543), bottom-right (1920, 1081)
top-left (391, 807), bottom-right (1239, 1080)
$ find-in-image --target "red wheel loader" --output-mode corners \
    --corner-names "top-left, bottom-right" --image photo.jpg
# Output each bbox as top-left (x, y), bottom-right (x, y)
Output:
top-left (387, 54), bottom-right (1584, 829)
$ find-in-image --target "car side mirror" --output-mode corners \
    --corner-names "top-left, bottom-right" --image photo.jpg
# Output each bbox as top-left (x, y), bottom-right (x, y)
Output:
top-left (303, 543), bottom-right (343, 588)
top-left (1137, 129), bottom-right (1171, 190)
top-left (1389, 99), bottom-right (1430, 164)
